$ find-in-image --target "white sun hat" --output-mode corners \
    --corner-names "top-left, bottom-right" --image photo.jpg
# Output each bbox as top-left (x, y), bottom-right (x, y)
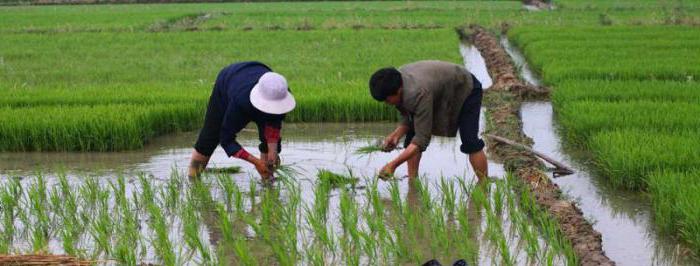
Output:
top-left (250, 72), bottom-right (296, 115)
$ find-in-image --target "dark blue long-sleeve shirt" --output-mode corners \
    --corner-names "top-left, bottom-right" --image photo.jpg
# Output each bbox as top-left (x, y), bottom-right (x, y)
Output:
top-left (214, 61), bottom-right (285, 157)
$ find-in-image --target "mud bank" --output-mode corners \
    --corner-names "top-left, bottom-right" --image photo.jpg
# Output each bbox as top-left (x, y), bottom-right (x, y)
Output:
top-left (459, 25), bottom-right (614, 266)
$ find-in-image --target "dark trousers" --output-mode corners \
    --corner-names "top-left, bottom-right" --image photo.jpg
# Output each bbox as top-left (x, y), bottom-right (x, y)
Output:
top-left (193, 89), bottom-right (281, 157)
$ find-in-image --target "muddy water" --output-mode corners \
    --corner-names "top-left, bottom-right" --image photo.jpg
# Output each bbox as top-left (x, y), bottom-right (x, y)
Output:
top-left (500, 37), bottom-right (541, 87)
top-left (521, 102), bottom-right (697, 266)
top-left (2, 121), bottom-right (553, 264)
top-left (0, 122), bottom-right (503, 181)
top-left (460, 43), bottom-right (493, 89)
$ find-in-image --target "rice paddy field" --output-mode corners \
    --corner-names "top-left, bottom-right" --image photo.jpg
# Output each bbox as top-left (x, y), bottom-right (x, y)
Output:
top-left (509, 25), bottom-right (700, 256)
top-left (2, 0), bottom-right (700, 265)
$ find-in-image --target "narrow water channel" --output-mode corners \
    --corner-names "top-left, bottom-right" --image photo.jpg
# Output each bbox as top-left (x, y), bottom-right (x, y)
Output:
top-left (500, 35), bottom-right (697, 265)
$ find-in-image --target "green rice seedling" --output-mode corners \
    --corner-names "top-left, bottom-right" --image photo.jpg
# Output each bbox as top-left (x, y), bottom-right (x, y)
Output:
top-left (111, 176), bottom-right (140, 266)
top-left (162, 172), bottom-right (182, 214)
top-left (589, 129), bottom-right (700, 190)
top-left (439, 177), bottom-right (457, 216)
top-left (138, 175), bottom-right (177, 265)
top-left (55, 174), bottom-right (84, 256)
top-left (302, 204), bottom-right (331, 260)
top-left (493, 179), bottom-right (505, 216)
top-left (207, 166), bottom-right (242, 175)
top-left (339, 188), bottom-right (360, 265)
top-left (304, 178), bottom-right (335, 255)
top-left (353, 143), bottom-right (384, 155)
top-left (146, 200), bottom-right (176, 265)
top-left (363, 178), bottom-right (392, 262)
top-left (455, 196), bottom-right (478, 265)
top-left (0, 104), bottom-right (203, 152)
top-left (89, 191), bottom-right (114, 257)
top-left (557, 100), bottom-right (700, 144)
top-left (649, 171), bottom-right (700, 254)
top-left (248, 180), bottom-right (257, 208)
top-left (552, 80), bottom-right (700, 104)
top-left (279, 178), bottom-right (301, 263)
top-left (317, 169), bottom-right (359, 189)
top-left (28, 174), bottom-right (50, 253)
top-left (79, 177), bottom-right (102, 216)
top-left (0, 177), bottom-right (22, 254)
top-left (216, 173), bottom-right (238, 211)
top-left (182, 194), bottom-right (212, 265)
top-left (388, 180), bottom-right (403, 215)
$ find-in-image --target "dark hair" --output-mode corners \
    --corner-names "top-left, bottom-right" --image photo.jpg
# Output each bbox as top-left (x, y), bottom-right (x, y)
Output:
top-left (369, 67), bottom-right (402, 101)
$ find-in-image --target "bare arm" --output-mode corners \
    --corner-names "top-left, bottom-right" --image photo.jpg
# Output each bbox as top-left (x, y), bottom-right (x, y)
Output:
top-left (388, 143), bottom-right (420, 169)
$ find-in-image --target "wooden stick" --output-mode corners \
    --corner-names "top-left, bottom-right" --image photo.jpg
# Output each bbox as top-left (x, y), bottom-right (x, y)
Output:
top-left (485, 133), bottom-right (574, 176)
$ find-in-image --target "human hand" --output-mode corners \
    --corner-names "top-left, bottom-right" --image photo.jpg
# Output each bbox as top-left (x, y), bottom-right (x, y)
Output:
top-left (253, 158), bottom-right (272, 179)
top-left (378, 162), bottom-right (396, 180)
top-left (382, 134), bottom-right (400, 152)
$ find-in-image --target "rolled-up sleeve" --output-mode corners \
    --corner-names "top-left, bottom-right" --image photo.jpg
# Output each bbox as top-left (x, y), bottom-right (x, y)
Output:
top-left (410, 90), bottom-right (433, 151)
top-left (220, 103), bottom-right (247, 157)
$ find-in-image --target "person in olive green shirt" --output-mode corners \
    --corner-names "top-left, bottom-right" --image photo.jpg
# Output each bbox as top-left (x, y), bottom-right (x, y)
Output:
top-left (369, 60), bottom-right (488, 181)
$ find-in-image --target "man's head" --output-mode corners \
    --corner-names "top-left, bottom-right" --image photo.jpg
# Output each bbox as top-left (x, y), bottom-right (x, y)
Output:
top-left (369, 67), bottom-right (402, 106)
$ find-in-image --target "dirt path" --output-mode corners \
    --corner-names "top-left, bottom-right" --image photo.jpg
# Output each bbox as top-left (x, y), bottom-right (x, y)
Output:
top-left (458, 25), bottom-right (614, 266)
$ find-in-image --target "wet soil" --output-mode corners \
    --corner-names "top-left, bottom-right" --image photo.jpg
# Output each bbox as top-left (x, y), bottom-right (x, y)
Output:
top-left (459, 24), bottom-right (614, 266)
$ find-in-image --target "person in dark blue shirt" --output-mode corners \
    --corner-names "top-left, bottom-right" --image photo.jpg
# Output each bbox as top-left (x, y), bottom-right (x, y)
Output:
top-left (188, 61), bottom-right (296, 182)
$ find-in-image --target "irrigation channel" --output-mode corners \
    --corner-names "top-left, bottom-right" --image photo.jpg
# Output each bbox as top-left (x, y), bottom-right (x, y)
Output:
top-left (498, 32), bottom-right (698, 265)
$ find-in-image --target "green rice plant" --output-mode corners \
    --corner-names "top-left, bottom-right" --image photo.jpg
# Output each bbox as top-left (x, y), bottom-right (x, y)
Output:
top-left (279, 178), bottom-right (301, 263)
top-left (557, 100), bottom-right (700, 143)
top-left (354, 144), bottom-right (384, 155)
top-left (27, 174), bottom-right (50, 253)
top-left (248, 180), bottom-right (257, 208)
top-left (0, 104), bottom-right (203, 152)
top-left (112, 176), bottom-right (140, 266)
top-left (216, 173), bottom-right (238, 212)
top-left (388, 180), bottom-right (403, 215)
top-left (508, 26), bottom-right (700, 83)
top-left (207, 166), bottom-right (242, 175)
top-left (552, 80), bottom-right (700, 104)
top-left (648, 171), bottom-right (700, 254)
top-left (0, 177), bottom-right (22, 254)
top-left (317, 169), bottom-right (358, 189)
top-left (338, 188), bottom-right (360, 265)
top-left (162, 172), bottom-right (183, 214)
top-left (82, 179), bottom-right (115, 259)
top-left (182, 193), bottom-right (212, 265)
top-left (439, 177), bottom-right (457, 216)
top-left (138, 175), bottom-right (177, 265)
top-left (589, 130), bottom-right (700, 190)
top-left (55, 174), bottom-right (83, 257)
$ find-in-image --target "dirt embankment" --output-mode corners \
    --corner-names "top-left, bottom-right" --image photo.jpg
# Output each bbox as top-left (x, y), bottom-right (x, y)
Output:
top-left (459, 24), bottom-right (614, 266)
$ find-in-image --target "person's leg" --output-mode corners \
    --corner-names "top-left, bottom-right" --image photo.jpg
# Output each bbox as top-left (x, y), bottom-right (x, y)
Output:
top-left (402, 127), bottom-right (422, 179)
top-left (458, 75), bottom-right (488, 181)
top-left (190, 90), bottom-right (224, 178)
top-left (189, 150), bottom-right (211, 178)
top-left (407, 151), bottom-right (422, 179)
top-left (469, 150), bottom-right (488, 180)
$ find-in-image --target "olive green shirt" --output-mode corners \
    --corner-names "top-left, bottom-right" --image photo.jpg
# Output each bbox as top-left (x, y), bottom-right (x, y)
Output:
top-left (398, 60), bottom-right (474, 151)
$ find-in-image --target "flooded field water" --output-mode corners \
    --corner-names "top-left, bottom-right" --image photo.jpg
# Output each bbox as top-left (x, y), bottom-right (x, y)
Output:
top-left (0, 122), bottom-right (580, 265)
